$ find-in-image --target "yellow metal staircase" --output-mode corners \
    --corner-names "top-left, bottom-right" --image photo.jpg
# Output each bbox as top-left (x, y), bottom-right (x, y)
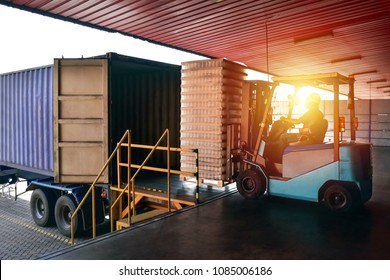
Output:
top-left (70, 129), bottom-right (199, 245)
top-left (110, 129), bottom-right (198, 231)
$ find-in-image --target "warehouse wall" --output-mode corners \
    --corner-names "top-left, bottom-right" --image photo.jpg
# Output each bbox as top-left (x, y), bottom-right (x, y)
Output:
top-left (322, 99), bottom-right (390, 146)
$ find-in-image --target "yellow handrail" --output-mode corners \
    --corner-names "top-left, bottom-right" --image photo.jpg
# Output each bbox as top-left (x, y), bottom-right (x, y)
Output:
top-left (125, 144), bottom-right (200, 203)
top-left (70, 130), bottom-right (131, 245)
top-left (70, 128), bottom-right (199, 244)
top-left (110, 129), bottom-right (170, 232)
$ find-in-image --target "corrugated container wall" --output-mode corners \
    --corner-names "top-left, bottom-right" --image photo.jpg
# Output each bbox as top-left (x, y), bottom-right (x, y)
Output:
top-left (0, 66), bottom-right (54, 176)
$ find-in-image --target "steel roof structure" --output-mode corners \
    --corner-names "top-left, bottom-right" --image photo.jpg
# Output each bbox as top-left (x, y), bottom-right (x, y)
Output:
top-left (2, 0), bottom-right (390, 99)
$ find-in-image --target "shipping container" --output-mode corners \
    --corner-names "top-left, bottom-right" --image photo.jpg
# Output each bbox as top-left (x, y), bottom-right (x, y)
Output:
top-left (54, 53), bottom-right (182, 183)
top-left (0, 65), bottom-right (54, 176)
top-left (0, 53), bottom-right (181, 184)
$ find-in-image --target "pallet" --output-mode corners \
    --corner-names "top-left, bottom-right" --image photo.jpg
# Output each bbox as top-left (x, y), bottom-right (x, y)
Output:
top-left (179, 175), bottom-right (230, 188)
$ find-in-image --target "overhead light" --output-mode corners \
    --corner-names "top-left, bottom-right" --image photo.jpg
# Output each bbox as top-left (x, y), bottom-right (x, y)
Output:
top-left (294, 31), bottom-right (334, 44)
top-left (367, 79), bottom-right (387, 84)
top-left (350, 70), bottom-right (377, 76)
top-left (331, 55), bottom-right (362, 64)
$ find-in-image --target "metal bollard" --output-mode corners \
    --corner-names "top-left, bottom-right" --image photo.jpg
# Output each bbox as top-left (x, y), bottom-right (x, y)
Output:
top-left (8, 186), bottom-right (14, 199)
top-left (1, 183), bottom-right (9, 198)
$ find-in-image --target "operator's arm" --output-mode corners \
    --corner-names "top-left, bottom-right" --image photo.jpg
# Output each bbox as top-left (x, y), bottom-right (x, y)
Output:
top-left (281, 109), bottom-right (312, 125)
top-left (280, 116), bottom-right (301, 125)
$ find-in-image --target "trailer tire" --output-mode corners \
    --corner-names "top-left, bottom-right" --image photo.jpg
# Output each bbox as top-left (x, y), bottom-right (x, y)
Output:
top-left (30, 188), bottom-right (54, 227)
top-left (55, 194), bottom-right (83, 237)
top-left (237, 169), bottom-right (266, 199)
top-left (323, 184), bottom-right (353, 212)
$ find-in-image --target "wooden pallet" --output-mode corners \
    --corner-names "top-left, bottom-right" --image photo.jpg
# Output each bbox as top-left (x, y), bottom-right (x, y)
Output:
top-left (179, 174), bottom-right (230, 187)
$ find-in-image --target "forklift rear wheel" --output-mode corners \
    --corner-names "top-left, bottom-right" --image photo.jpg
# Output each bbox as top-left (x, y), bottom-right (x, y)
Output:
top-left (323, 185), bottom-right (352, 212)
top-left (30, 188), bottom-right (54, 227)
top-left (54, 194), bottom-right (83, 237)
top-left (237, 169), bottom-right (266, 199)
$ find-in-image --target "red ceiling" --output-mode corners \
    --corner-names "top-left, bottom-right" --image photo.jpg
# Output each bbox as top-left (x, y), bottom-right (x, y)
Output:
top-left (3, 0), bottom-right (390, 99)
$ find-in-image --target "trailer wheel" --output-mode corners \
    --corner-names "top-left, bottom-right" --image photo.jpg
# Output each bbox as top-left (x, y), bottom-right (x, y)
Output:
top-left (323, 185), bottom-right (352, 212)
top-left (237, 169), bottom-right (266, 199)
top-left (54, 194), bottom-right (83, 237)
top-left (30, 188), bottom-right (54, 227)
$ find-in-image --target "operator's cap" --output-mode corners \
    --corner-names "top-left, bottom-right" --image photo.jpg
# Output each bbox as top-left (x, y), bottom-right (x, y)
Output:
top-left (306, 93), bottom-right (321, 105)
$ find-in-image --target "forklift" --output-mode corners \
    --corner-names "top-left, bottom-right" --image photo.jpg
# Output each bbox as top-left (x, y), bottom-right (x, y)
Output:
top-left (236, 73), bottom-right (372, 212)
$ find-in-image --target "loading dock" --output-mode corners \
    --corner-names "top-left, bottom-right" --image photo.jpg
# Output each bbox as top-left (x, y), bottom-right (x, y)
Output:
top-left (1, 1), bottom-right (390, 265)
top-left (0, 173), bottom-right (236, 260)
top-left (1, 60), bottom-right (389, 260)
top-left (36, 146), bottom-right (390, 260)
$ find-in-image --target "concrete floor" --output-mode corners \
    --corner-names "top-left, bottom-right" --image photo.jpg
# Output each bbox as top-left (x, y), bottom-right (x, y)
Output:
top-left (0, 168), bottom-right (236, 259)
top-left (0, 189), bottom-right (107, 260)
top-left (40, 147), bottom-right (390, 260)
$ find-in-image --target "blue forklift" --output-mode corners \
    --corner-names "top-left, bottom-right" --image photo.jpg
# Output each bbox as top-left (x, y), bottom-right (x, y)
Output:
top-left (236, 73), bottom-right (372, 212)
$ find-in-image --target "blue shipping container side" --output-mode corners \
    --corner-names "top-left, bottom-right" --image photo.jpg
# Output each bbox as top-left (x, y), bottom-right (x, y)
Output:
top-left (0, 66), bottom-right (54, 176)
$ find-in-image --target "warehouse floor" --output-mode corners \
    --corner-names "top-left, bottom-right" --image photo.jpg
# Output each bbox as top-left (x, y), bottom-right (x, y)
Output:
top-left (0, 171), bottom-right (236, 260)
top-left (37, 147), bottom-right (390, 260)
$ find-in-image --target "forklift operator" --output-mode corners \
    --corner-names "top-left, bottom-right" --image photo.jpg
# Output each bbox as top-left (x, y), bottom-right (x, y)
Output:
top-left (280, 92), bottom-right (324, 145)
top-left (265, 93), bottom-right (326, 164)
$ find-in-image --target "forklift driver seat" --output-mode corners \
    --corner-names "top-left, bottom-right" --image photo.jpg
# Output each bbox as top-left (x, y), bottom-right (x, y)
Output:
top-left (308, 118), bottom-right (328, 144)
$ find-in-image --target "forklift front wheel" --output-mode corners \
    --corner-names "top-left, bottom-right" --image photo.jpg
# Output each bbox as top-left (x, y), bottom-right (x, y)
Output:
top-left (237, 169), bottom-right (266, 199)
top-left (323, 184), bottom-right (353, 212)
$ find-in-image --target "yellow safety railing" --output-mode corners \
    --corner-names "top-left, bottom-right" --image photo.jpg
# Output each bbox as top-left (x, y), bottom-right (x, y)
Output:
top-left (70, 130), bottom-right (131, 245)
top-left (110, 129), bottom-right (170, 232)
top-left (110, 129), bottom-right (199, 232)
top-left (70, 129), bottom-right (199, 245)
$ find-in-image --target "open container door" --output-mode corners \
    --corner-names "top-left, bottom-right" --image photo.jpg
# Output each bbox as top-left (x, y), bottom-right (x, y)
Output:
top-left (54, 59), bottom-right (109, 183)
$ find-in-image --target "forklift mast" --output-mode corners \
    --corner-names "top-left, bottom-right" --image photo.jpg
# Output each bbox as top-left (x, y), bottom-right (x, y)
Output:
top-left (240, 81), bottom-right (276, 163)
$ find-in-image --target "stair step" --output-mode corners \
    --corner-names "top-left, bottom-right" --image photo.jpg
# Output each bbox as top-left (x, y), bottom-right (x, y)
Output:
top-left (116, 209), bottom-right (167, 230)
top-left (111, 185), bottom-right (196, 205)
